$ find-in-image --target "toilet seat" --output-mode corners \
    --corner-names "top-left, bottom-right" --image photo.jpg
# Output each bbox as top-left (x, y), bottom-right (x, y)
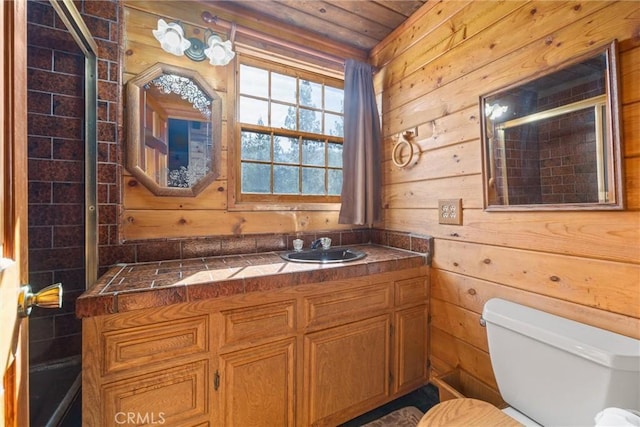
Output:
top-left (418, 398), bottom-right (522, 426)
top-left (502, 407), bottom-right (542, 427)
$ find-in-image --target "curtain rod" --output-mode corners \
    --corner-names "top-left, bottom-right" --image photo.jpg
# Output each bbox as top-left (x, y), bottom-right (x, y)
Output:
top-left (201, 11), bottom-right (346, 67)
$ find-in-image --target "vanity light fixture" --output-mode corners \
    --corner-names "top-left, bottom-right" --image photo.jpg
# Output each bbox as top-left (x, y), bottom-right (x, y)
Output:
top-left (204, 33), bottom-right (235, 66)
top-left (152, 19), bottom-right (191, 57)
top-left (485, 102), bottom-right (509, 120)
top-left (152, 18), bottom-right (235, 66)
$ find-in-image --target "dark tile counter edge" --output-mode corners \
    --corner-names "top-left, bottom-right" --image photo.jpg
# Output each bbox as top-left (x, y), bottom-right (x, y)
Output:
top-left (76, 245), bottom-right (430, 319)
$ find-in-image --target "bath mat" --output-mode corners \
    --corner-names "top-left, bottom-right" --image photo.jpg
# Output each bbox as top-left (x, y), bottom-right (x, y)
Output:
top-left (361, 406), bottom-right (425, 427)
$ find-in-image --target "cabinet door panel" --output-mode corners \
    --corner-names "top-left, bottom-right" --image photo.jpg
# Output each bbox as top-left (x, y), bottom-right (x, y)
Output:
top-left (102, 360), bottom-right (209, 427)
top-left (220, 337), bottom-right (296, 427)
top-left (395, 305), bottom-right (428, 393)
top-left (305, 315), bottom-right (391, 424)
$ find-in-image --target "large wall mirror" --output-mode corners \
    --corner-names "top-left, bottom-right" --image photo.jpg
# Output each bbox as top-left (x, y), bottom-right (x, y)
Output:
top-left (480, 41), bottom-right (623, 211)
top-left (126, 63), bottom-right (222, 196)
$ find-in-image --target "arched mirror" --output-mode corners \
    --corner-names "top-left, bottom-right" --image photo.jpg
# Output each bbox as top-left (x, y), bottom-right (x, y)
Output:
top-left (480, 41), bottom-right (623, 211)
top-left (126, 63), bottom-right (222, 196)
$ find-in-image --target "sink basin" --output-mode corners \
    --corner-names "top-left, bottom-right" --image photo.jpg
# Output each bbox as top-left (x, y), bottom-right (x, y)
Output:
top-left (280, 248), bottom-right (366, 264)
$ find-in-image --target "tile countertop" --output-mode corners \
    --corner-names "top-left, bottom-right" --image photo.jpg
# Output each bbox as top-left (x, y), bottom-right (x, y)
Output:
top-left (76, 244), bottom-right (429, 319)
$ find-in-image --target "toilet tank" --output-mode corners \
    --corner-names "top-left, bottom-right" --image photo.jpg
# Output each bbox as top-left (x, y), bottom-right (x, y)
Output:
top-left (482, 298), bottom-right (640, 427)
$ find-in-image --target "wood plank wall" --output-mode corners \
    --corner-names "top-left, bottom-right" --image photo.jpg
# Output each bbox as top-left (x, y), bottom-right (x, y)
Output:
top-left (370, 0), bottom-right (640, 391)
top-left (120, 1), bottom-right (352, 241)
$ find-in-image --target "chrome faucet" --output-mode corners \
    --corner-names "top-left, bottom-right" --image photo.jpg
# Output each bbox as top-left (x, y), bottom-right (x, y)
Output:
top-left (310, 239), bottom-right (323, 250)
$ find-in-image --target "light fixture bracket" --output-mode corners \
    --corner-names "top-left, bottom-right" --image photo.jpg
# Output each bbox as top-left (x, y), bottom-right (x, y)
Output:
top-left (184, 37), bottom-right (207, 62)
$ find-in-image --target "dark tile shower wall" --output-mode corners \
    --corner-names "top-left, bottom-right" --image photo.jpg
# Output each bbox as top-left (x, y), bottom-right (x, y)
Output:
top-left (26, 0), bottom-right (121, 365)
top-left (504, 125), bottom-right (543, 205)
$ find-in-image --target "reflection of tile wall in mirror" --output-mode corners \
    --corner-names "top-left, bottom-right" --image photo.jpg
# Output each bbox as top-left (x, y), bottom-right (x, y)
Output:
top-left (480, 40), bottom-right (623, 211)
top-left (501, 108), bottom-right (599, 205)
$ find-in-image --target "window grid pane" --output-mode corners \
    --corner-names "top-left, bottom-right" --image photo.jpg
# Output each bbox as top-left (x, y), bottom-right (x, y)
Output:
top-left (239, 61), bottom-right (343, 199)
top-left (302, 167), bottom-right (326, 195)
top-left (302, 139), bottom-right (325, 166)
top-left (328, 169), bottom-right (343, 195)
top-left (241, 162), bottom-right (271, 193)
top-left (274, 165), bottom-right (300, 194)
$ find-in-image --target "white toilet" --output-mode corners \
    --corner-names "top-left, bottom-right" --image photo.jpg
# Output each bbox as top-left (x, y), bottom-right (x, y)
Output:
top-left (482, 298), bottom-right (640, 426)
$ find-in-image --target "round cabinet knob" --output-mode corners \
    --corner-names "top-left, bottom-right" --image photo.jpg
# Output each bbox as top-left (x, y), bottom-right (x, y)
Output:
top-left (18, 283), bottom-right (63, 317)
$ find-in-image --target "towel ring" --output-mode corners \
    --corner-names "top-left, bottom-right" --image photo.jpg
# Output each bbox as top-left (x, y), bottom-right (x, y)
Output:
top-left (392, 131), bottom-right (417, 168)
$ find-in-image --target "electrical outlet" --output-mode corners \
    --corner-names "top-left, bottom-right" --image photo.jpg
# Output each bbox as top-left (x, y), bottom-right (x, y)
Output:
top-left (438, 199), bottom-right (463, 225)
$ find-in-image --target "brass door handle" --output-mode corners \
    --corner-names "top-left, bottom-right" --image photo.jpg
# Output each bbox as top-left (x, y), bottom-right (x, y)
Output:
top-left (18, 283), bottom-right (63, 317)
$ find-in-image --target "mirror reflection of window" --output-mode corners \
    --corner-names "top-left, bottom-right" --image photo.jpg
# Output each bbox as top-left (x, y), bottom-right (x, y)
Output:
top-left (481, 41), bottom-right (623, 211)
top-left (167, 119), bottom-right (211, 188)
top-left (140, 72), bottom-right (215, 189)
top-left (126, 64), bottom-right (221, 196)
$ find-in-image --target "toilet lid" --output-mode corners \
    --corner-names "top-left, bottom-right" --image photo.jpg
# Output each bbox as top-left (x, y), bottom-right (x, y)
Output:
top-left (419, 399), bottom-right (521, 427)
top-left (502, 407), bottom-right (542, 427)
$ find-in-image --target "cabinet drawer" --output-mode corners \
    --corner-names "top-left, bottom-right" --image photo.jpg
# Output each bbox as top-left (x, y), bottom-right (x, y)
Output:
top-left (103, 360), bottom-right (209, 427)
top-left (395, 277), bottom-right (428, 307)
top-left (304, 283), bottom-right (391, 329)
top-left (222, 300), bottom-right (295, 345)
top-left (103, 316), bottom-right (208, 376)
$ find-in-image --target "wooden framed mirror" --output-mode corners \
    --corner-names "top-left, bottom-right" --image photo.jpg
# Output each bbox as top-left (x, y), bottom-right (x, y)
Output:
top-left (480, 41), bottom-right (623, 211)
top-left (126, 63), bottom-right (222, 196)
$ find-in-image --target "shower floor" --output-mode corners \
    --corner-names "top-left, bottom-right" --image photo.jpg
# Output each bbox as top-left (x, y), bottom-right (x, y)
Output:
top-left (29, 356), bottom-right (81, 427)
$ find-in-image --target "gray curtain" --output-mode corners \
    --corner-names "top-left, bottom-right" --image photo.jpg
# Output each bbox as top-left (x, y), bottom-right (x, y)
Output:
top-left (339, 59), bottom-right (382, 225)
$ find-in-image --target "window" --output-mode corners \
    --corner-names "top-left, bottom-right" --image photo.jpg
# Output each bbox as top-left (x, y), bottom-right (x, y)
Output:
top-left (237, 59), bottom-right (344, 204)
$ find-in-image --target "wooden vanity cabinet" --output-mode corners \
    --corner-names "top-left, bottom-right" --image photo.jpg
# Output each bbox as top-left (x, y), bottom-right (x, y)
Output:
top-left (393, 277), bottom-right (429, 394)
top-left (82, 267), bottom-right (428, 427)
top-left (303, 275), bottom-right (429, 426)
top-left (302, 280), bottom-right (393, 426)
top-left (304, 314), bottom-right (392, 426)
top-left (219, 337), bottom-right (297, 426)
top-left (82, 305), bottom-right (218, 427)
top-left (218, 300), bottom-right (298, 427)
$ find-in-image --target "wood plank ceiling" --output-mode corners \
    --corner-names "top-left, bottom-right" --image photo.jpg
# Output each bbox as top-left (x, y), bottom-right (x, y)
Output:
top-left (200, 1), bottom-right (427, 58)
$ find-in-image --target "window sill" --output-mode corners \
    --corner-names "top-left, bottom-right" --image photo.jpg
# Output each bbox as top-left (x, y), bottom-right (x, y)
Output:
top-left (227, 201), bottom-right (341, 212)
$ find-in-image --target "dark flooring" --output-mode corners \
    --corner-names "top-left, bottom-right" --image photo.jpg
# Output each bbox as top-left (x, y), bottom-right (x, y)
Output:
top-left (341, 384), bottom-right (440, 426)
top-left (55, 391), bottom-right (81, 427)
top-left (29, 357), bottom-right (81, 427)
top-left (31, 360), bottom-right (438, 427)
